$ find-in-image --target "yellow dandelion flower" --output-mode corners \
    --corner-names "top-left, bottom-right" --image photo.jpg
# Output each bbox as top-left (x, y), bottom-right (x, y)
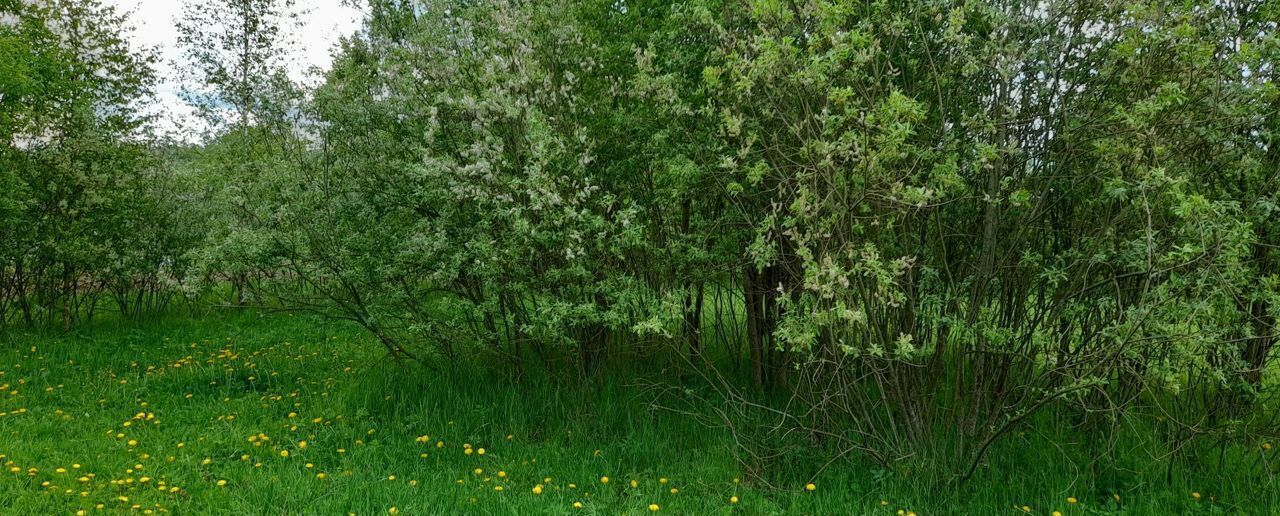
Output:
top-left (532, 485), bottom-right (543, 495)
top-left (279, 450), bottom-right (289, 458)
top-left (216, 480), bottom-right (227, 487)
top-left (805, 483), bottom-right (816, 492)
top-left (730, 495), bottom-right (739, 504)
top-left (600, 476), bottom-right (609, 484)
top-left (573, 502), bottom-right (583, 509)
top-left (648, 503), bottom-right (659, 512)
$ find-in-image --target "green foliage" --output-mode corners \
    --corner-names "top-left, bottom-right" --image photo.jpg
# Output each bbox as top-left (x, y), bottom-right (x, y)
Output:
top-left (0, 0), bottom-right (175, 328)
top-left (2, 0), bottom-right (1278, 498)
top-left (0, 312), bottom-right (1275, 513)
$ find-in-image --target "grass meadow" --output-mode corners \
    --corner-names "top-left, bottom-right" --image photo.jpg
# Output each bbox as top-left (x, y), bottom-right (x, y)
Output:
top-left (0, 311), bottom-right (1275, 514)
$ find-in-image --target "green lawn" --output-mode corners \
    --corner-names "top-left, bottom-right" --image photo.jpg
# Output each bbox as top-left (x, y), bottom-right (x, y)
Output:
top-left (0, 312), bottom-right (1274, 514)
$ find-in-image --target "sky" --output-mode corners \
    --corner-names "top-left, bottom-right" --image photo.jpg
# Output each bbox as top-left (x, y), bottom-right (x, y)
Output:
top-left (102, 0), bottom-right (365, 138)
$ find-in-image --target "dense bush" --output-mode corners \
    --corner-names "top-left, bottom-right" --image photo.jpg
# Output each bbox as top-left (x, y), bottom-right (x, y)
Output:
top-left (3, 0), bottom-right (1277, 483)
top-left (0, 0), bottom-right (186, 328)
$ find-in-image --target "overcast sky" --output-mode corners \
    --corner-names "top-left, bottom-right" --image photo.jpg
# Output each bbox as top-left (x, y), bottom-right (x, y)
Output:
top-left (102, 0), bottom-right (365, 138)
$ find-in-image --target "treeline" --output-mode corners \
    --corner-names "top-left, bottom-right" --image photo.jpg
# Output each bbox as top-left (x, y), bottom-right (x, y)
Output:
top-left (3, 0), bottom-right (1278, 479)
top-left (0, 0), bottom-right (200, 328)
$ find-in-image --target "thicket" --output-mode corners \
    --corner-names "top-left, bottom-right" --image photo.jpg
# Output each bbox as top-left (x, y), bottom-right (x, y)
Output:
top-left (2, 0), bottom-right (1278, 483)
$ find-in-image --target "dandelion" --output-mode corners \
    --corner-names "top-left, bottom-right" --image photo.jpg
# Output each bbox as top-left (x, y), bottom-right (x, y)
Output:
top-left (730, 496), bottom-right (739, 504)
top-left (298, 441), bottom-right (307, 449)
top-left (477, 448), bottom-right (485, 455)
top-left (388, 508), bottom-right (398, 515)
top-left (630, 479), bottom-right (638, 488)
top-left (279, 450), bottom-right (289, 458)
top-left (1192, 492), bottom-right (1201, 500)
top-left (648, 503), bottom-right (660, 512)
top-left (600, 476), bottom-right (609, 484)
top-left (216, 480), bottom-right (227, 487)
top-left (532, 485), bottom-right (543, 495)
top-left (1067, 497), bottom-right (1077, 504)
top-left (573, 502), bottom-right (583, 509)
top-left (805, 483), bottom-right (816, 492)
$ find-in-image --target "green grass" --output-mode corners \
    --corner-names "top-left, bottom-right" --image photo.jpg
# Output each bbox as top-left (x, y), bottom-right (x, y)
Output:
top-left (0, 311), bottom-right (1275, 514)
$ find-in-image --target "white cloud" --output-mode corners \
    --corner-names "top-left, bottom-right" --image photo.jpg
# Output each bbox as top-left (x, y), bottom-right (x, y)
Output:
top-left (102, 0), bottom-right (363, 140)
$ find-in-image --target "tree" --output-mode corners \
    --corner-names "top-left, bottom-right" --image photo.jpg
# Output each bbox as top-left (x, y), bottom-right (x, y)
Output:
top-left (0, 0), bottom-right (160, 328)
top-left (175, 0), bottom-right (305, 306)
